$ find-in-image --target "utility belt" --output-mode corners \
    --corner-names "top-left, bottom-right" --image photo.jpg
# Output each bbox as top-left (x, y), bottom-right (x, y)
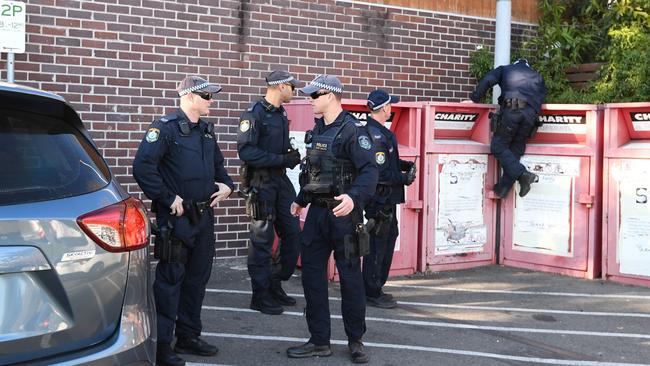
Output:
top-left (251, 166), bottom-right (285, 178)
top-left (502, 98), bottom-right (527, 110)
top-left (182, 199), bottom-right (210, 226)
top-left (152, 221), bottom-right (188, 264)
top-left (311, 196), bottom-right (339, 210)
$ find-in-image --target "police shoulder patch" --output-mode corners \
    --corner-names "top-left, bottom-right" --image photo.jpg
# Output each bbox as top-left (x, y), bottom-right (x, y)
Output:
top-left (375, 151), bottom-right (386, 164)
top-left (239, 119), bottom-right (251, 132)
top-left (145, 128), bottom-right (160, 143)
top-left (358, 135), bottom-right (372, 150)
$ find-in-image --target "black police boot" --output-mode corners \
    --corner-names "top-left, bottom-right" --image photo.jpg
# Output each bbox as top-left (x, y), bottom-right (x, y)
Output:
top-left (348, 340), bottom-right (369, 364)
top-left (518, 171), bottom-right (539, 197)
top-left (366, 293), bottom-right (397, 309)
top-left (270, 279), bottom-right (296, 306)
top-left (157, 343), bottom-right (186, 366)
top-left (493, 183), bottom-right (510, 199)
top-left (250, 292), bottom-right (283, 315)
top-left (286, 342), bottom-right (332, 358)
top-left (379, 290), bottom-right (394, 300)
top-left (174, 337), bottom-right (218, 357)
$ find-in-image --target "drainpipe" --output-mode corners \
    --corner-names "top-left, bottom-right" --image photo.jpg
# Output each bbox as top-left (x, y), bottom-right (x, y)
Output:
top-left (493, 0), bottom-right (511, 103)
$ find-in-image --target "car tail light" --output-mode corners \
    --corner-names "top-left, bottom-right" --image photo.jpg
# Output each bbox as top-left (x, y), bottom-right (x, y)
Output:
top-left (77, 197), bottom-right (150, 252)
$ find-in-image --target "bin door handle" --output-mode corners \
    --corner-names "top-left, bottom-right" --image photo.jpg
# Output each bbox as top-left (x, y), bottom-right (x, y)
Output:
top-left (577, 193), bottom-right (594, 208)
top-left (405, 200), bottom-right (423, 212)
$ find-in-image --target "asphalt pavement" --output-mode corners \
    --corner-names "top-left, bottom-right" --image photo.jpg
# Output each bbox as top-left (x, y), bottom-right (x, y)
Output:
top-left (174, 257), bottom-right (650, 366)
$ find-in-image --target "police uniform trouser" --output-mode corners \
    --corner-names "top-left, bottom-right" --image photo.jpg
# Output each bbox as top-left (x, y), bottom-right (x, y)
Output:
top-left (300, 204), bottom-right (367, 345)
top-left (490, 107), bottom-right (537, 192)
top-left (247, 175), bottom-right (300, 295)
top-left (363, 204), bottom-right (398, 298)
top-left (154, 209), bottom-right (215, 344)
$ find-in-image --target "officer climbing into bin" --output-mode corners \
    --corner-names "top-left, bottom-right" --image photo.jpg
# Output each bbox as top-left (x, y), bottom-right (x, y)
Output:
top-left (237, 70), bottom-right (302, 315)
top-left (286, 75), bottom-right (378, 364)
top-left (363, 89), bottom-right (416, 309)
top-left (465, 58), bottom-right (547, 198)
top-left (133, 75), bottom-right (235, 366)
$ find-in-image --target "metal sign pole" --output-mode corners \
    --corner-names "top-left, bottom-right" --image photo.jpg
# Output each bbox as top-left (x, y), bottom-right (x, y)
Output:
top-left (7, 52), bottom-right (15, 82)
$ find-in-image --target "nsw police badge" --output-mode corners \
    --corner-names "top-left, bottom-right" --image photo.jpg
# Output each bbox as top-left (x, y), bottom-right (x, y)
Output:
top-left (358, 135), bottom-right (371, 150)
top-left (239, 119), bottom-right (251, 132)
top-left (145, 128), bottom-right (160, 143)
top-left (375, 151), bottom-right (386, 164)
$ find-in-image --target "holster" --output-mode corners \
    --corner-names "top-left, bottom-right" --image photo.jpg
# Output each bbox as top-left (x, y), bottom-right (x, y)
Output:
top-left (153, 221), bottom-right (188, 264)
top-left (370, 208), bottom-right (393, 237)
top-left (182, 200), bottom-right (200, 226)
top-left (344, 208), bottom-right (370, 259)
top-left (241, 187), bottom-right (268, 221)
top-left (488, 111), bottom-right (501, 133)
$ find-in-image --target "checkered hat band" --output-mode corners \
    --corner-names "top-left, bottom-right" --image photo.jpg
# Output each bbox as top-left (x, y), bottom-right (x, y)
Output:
top-left (309, 81), bottom-right (342, 94)
top-left (268, 76), bottom-right (294, 85)
top-left (178, 82), bottom-right (210, 96)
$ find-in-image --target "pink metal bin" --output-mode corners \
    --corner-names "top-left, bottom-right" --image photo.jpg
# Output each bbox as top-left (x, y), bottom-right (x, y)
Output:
top-left (602, 102), bottom-right (650, 287)
top-left (421, 102), bottom-right (499, 272)
top-left (498, 104), bottom-right (603, 279)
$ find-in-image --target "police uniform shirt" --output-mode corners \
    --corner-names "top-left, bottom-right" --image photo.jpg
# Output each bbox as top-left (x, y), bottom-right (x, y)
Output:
top-left (295, 111), bottom-right (378, 208)
top-left (133, 108), bottom-right (234, 208)
top-left (470, 62), bottom-right (547, 114)
top-left (237, 98), bottom-right (292, 167)
top-left (366, 117), bottom-right (406, 205)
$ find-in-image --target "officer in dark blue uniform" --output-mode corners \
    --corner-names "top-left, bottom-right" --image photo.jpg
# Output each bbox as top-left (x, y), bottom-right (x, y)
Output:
top-left (286, 75), bottom-right (378, 364)
top-left (133, 76), bottom-right (235, 366)
top-left (237, 70), bottom-right (302, 315)
top-left (468, 58), bottom-right (547, 198)
top-left (363, 90), bottom-right (416, 309)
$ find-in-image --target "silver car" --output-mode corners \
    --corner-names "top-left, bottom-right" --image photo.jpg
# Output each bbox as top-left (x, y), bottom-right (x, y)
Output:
top-left (0, 82), bottom-right (156, 365)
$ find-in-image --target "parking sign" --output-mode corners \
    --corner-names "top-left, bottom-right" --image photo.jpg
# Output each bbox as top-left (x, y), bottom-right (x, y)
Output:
top-left (0, 1), bottom-right (26, 53)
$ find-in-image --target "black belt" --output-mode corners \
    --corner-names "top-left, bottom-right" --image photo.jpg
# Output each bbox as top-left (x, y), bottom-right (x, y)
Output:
top-left (502, 98), bottom-right (527, 110)
top-left (195, 200), bottom-right (210, 214)
top-left (312, 197), bottom-right (339, 209)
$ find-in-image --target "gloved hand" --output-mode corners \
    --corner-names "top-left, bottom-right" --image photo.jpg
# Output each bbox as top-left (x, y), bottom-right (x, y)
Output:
top-left (400, 160), bottom-right (414, 172)
top-left (282, 149), bottom-right (301, 169)
top-left (403, 171), bottom-right (416, 186)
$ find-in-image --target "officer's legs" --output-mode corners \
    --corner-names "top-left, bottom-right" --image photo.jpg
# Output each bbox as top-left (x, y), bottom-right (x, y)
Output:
top-left (175, 212), bottom-right (215, 339)
top-left (300, 206), bottom-right (332, 345)
top-left (496, 110), bottom-right (537, 192)
top-left (378, 208), bottom-right (399, 288)
top-left (491, 109), bottom-right (527, 192)
top-left (332, 214), bottom-right (366, 342)
top-left (362, 231), bottom-right (383, 298)
top-left (154, 261), bottom-right (185, 344)
top-left (247, 184), bottom-right (277, 296)
top-left (272, 176), bottom-right (300, 281)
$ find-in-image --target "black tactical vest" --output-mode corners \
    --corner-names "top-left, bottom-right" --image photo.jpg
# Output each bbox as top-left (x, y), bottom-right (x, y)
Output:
top-left (300, 123), bottom-right (356, 197)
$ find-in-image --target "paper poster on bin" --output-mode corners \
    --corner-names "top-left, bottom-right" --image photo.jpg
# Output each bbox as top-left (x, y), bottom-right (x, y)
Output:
top-left (513, 156), bottom-right (580, 256)
top-left (616, 160), bottom-right (650, 277)
top-left (435, 154), bottom-right (487, 255)
top-left (287, 131), bottom-right (306, 195)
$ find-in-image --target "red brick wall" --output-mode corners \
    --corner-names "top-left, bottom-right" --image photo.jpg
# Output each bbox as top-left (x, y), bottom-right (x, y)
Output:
top-left (1, 0), bottom-right (535, 257)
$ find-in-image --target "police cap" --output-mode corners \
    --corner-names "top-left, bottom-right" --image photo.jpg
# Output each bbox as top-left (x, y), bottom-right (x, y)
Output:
top-left (367, 89), bottom-right (399, 111)
top-left (177, 75), bottom-right (222, 97)
top-left (299, 74), bottom-right (343, 95)
top-left (266, 70), bottom-right (300, 87)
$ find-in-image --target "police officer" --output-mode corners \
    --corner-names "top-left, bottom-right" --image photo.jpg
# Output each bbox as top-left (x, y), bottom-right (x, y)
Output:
top-left (286, 75), bottom-right (378, 364)
top-left (133, 76), bottom-right (235, 366)
top-left (363, 89), bottom-right (416, 309)
top-left (466, 58), bottom-right (547, 198)
top-left (237, 70), bottom-right (302, 315)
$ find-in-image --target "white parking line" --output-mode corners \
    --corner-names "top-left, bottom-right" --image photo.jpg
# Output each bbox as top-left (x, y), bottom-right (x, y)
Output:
top-left (199, 332), bottom-right (650, 366)
top-left (205, 288), bottom-right (650, 318)
top-left (203, 305), bottom-right (650, 339)
top-left (187, 363), bottom-right (234, 366)
top-left (385, 283), bottom-right (650, 300)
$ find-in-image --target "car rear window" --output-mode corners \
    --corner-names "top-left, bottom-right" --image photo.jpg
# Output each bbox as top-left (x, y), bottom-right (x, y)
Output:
top-left (0, 109), bottom-right (111, 206)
